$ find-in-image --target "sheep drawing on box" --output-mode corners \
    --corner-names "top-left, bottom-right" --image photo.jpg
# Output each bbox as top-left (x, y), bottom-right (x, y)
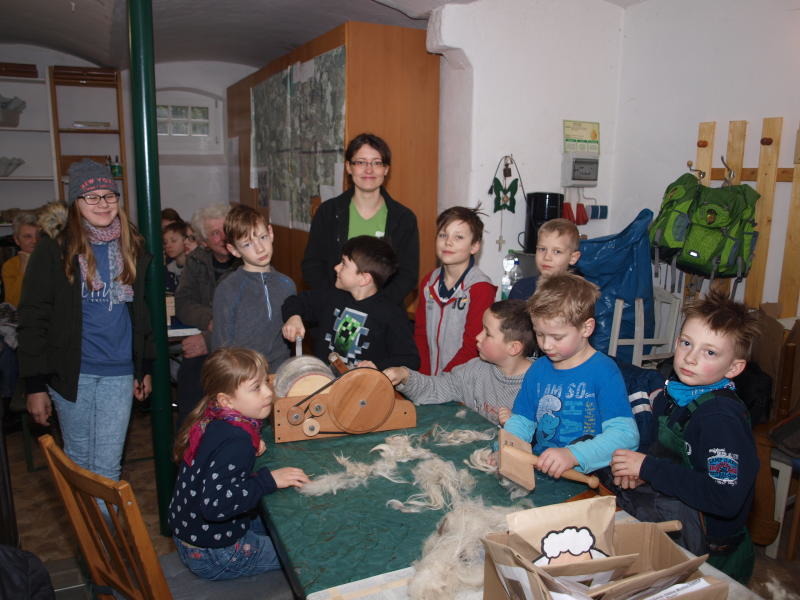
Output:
top-left (533, 526), bottom-right (609, 566)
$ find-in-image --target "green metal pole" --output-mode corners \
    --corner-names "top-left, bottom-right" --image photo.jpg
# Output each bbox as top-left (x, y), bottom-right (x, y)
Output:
top-left (127, 0), bottom-right (175, 536)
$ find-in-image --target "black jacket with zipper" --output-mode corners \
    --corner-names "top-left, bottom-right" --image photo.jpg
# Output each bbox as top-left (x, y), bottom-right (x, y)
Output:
top-left (17, 234), bottom-right (155, 402)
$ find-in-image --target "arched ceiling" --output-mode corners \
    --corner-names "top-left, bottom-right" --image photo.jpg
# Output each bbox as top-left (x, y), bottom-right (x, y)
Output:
top-left (0, 0), bottom-right (642, 69)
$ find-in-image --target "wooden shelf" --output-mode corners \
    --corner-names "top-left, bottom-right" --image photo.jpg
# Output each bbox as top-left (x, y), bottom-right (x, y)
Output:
top-left (50, 66), bottom-right (128, 212)
top-left (0, 175), bottom-right (54, 181)
top-left (0, 76), bottom-right (45, 84)
top-left (0, 127), bottom-right (50, 133)
top-left (58, 128), bottom-right (120, 135)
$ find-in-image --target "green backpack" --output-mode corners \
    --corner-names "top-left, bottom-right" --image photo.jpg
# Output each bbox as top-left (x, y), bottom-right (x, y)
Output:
top-left (649, 173), bottom-right (701, 265)
top-left (649, 173), bottom-right (759, 285)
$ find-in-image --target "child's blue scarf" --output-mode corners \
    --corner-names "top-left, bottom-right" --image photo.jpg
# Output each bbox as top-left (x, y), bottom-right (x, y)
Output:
top-left (666, 377), bottom-right (735, 407)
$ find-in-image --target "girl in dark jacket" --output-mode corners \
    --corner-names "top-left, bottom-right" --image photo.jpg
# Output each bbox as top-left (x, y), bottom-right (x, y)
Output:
top-left (18, 159), bottom-right (154, 481)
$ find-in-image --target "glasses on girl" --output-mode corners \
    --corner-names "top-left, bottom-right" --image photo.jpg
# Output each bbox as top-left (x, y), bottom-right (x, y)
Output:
top-left (80, 193), bottom-right (120, 205)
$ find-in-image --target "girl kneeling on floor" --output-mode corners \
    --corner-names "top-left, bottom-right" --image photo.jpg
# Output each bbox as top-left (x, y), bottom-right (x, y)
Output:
top-left (169, 347), bottom-right (308, 580)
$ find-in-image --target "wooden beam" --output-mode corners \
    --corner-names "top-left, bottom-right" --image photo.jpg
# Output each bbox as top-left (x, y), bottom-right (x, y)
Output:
top-left (777, 132), bottom-right (800, 317)
top-left (712, 121), bottom-right (748, 296)
top-left (709, 166), bottom-right (794, 182)
top-left (745, 117), bottom-right (783, 308)
top-left (685, 122), bottom-right (716, 302)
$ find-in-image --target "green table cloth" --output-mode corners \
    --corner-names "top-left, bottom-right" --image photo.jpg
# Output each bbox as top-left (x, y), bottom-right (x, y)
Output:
top-left (257, 402), bottom-right (584, 596)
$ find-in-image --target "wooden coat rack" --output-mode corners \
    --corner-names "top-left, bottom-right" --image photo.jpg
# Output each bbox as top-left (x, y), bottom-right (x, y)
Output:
top-left (689, 119), bottom-right (800, 552)
top-left (690, 118), bottom-right (800, 315)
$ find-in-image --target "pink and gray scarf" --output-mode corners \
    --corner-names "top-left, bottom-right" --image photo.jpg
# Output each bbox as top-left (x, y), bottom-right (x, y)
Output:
top-left (79, 216), bottom-right (134, 305)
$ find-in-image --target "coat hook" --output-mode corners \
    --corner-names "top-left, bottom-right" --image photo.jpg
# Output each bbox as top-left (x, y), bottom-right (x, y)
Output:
top-left (687, 160), bottom-right (706, 181)
top-left (720, 155), bottom-right (735, 187)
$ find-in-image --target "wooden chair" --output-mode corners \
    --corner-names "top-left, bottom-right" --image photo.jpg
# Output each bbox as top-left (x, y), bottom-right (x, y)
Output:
top-left (39, 434), bottom-right (293, 600)
top-left (608, 286), bottom-right (683, 367)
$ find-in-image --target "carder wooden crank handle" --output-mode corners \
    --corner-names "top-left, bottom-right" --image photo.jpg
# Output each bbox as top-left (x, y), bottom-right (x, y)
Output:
top-left (503, 446), bottom-right (600, 489)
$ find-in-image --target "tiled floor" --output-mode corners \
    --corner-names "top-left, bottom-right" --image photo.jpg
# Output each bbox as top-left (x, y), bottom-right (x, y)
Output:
top-left (3, 409), bottom-right (800, 598)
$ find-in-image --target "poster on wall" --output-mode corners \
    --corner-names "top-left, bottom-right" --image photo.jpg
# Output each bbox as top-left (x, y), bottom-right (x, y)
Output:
top-left (251, 46), bottom-right (345, 230)
top-left (563, 120), bottom-right (600, 154)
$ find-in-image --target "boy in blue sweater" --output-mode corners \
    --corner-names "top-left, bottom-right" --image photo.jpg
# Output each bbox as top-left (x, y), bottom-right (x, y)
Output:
top-left (503, 273), bottom-right (639, 478)
top-left (611, 290), bottom-right (760, 584)
top-left (211, 205), bottom-right (295, 372)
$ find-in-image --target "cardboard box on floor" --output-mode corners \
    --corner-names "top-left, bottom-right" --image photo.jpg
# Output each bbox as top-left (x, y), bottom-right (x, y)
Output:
top-left (482, 497), bottom-right (728, 600)
top-left (752, 305), bottom-right (800, 418)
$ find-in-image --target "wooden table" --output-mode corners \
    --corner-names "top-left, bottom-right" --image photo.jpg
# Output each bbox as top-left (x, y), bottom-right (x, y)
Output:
top-left (256, 403), bottom-right (585, 598)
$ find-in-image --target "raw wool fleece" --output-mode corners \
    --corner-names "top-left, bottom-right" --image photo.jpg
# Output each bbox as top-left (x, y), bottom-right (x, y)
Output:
top-left (765, 577), bottom-right (800, 600)
top-left (430, 425), bottom-right (496, 446)
top-left (386, 458), bottom-right (475, 513)
top-left (408, 498), bottom-right (516, 600)
top-left (299, 434), bottom-right (435, 496)
top-left (464, 448), bottom-right (533, 502)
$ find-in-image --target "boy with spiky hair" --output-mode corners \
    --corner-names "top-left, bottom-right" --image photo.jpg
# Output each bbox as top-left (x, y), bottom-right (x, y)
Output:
top-left (212, 204), bottom-right (295, 372)
top-left (611, 289), bottom-right (760, 584)
top-left (384, 300), bottom-right (534, 425)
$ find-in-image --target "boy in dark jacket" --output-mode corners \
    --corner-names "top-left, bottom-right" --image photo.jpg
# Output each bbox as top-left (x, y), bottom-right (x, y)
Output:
top-left (282, 235), bottom-right (418, 370)
top-left (611, 289), bottom-right (760, 584)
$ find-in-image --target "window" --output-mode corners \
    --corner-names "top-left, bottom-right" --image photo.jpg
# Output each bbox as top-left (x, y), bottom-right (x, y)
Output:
top-left (157, 104), bottom-right (210, 137)
top-left (155, 89), bottom-right (223, 155)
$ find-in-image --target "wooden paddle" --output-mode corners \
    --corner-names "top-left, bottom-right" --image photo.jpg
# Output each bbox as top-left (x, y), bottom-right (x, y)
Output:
top-left (498, 429), bottom-right (600, 490)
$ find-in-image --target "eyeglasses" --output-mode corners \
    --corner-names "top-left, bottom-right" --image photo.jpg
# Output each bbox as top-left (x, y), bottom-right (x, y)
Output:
top-left (349, 159), bottom-right (386, 169)
top-left (80, 193), bottom-right (120, 205)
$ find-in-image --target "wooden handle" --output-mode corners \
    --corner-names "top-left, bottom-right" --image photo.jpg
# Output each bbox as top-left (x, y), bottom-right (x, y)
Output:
top-left (502, 446), bottom-right (600, 489)
top-left (328, 352), bottom-right (349, 375)
top-left (656, 520), bottom-right (683, 533)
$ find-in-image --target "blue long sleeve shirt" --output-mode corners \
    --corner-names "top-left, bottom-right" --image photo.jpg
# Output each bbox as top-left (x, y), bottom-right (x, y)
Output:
top-left (505, 351), bottom-right (638, 473)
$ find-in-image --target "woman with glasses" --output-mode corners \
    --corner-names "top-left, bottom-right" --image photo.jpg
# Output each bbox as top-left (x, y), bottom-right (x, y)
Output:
top-left (301, 132), bottom-right (419, 306)
top-left (18, 159), bottom-right (154, 482)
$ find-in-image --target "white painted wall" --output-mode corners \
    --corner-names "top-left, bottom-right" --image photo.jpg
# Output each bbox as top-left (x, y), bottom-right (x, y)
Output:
top-left (429, 0), bottom-right (624, 287)
top-left (612, 0), bottom-right (800, 306)
top-left (145, 61), bottom-right (256, 223)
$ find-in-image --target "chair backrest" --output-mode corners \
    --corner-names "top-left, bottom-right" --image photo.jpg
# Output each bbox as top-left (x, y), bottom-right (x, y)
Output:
top-left (39, 434), bottom-right (173, 600)
top-left (608, 286), bottom-right (683, 367)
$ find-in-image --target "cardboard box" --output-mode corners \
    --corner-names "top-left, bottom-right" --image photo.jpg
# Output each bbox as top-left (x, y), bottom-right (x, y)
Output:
top-left (752, 307), bottom-right (800, 418)
top-left (483, 521), bottom-right (724, 600)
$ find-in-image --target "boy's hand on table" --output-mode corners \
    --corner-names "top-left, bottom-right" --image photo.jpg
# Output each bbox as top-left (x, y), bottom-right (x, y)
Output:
top-left (272, 467), bottom-right (310, 489)
top-left (383, 366), bottom-right (409, 386)
top-left (536, 447), bottom-right (578, 479)
top-left (282, 316), bottom-right (305, 342)
top-left (498, 407), bottom-right (511, 425)
top-left (611, 449), bottom-right (646, 479)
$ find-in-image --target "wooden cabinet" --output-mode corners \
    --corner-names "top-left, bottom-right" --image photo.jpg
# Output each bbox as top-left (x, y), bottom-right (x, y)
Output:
top-left (0, 68), bottom-right (58, 206)
top-left (49, 66), bottom-right (129, 214)
top-left (226, 21), bottom-right (439, 295)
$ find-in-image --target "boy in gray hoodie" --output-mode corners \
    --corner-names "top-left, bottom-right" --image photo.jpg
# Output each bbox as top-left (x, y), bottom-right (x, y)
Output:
top-left (211, 205), bottom-right (295, 371)
top-left (384, 300), bottom-right (534, 425)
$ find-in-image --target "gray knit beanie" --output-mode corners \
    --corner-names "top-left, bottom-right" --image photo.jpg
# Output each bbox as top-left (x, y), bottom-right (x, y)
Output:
top-left (67, 159), bottom-right (119, 205)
